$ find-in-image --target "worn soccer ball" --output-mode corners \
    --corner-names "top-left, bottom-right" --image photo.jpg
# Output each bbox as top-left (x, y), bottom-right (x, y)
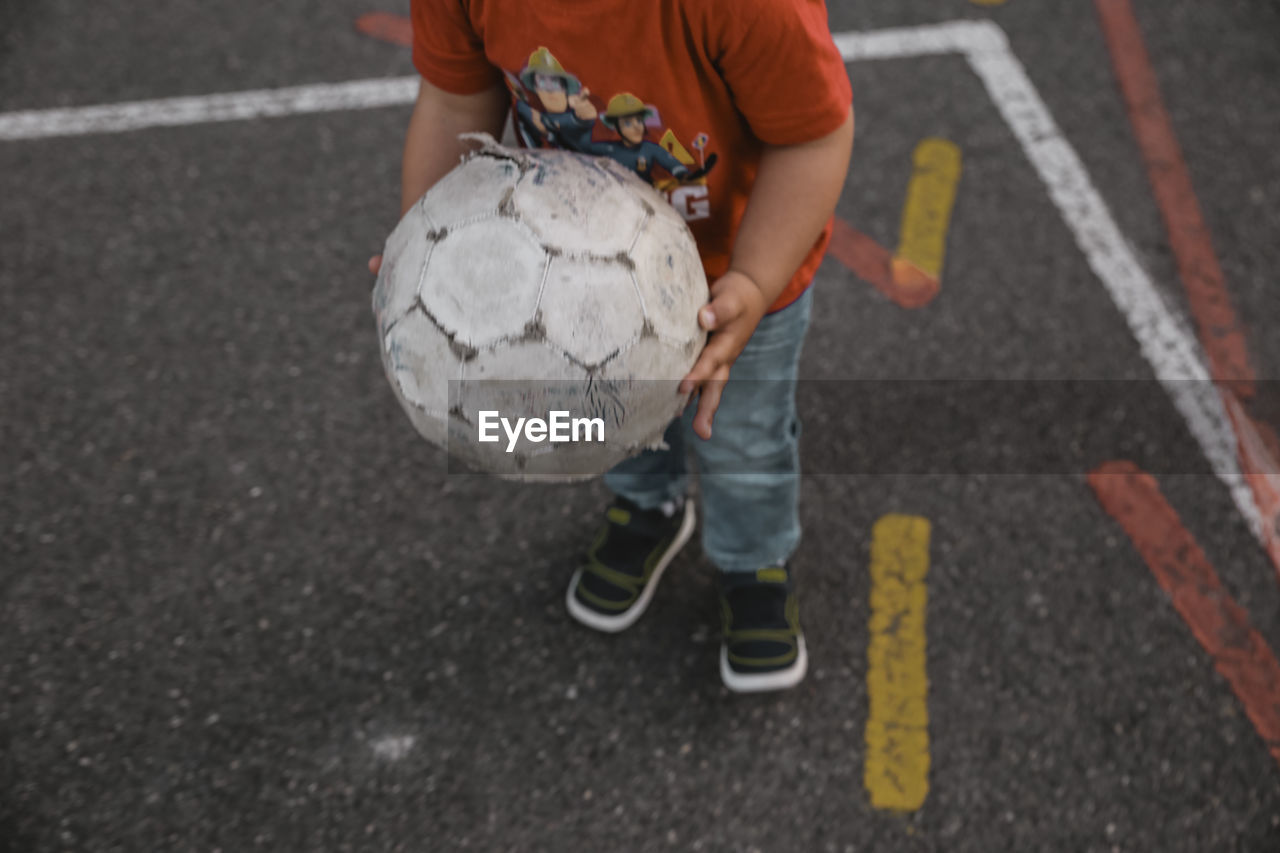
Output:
top-left (372, 135), bottom-right (707, 480)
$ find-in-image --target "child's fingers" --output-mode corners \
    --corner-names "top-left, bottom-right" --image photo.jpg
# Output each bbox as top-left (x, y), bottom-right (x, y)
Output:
top-left (700, 288), bottom-right (746, 331)
top-left (368, 254), bottom-right (383, 274)
top-left (679, 348), bottom-right (719, 395)
top-left (680, 319), bottom-right (752, 394)
top-left (691, 366), bottom-right (730, 440)
top-left (680, 329), bottom-right (741, 391)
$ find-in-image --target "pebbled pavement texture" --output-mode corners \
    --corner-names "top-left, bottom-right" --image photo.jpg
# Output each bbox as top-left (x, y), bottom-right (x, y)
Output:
top-left (2, 1), bottom-right (1279, 850)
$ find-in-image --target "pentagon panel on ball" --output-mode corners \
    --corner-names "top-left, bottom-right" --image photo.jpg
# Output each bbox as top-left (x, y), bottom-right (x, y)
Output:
top-left (373, 134), bottom-right (707, 481)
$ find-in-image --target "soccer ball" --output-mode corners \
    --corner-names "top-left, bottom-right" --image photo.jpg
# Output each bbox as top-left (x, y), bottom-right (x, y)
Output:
top-left (372, 135), bottom-right (707, 480)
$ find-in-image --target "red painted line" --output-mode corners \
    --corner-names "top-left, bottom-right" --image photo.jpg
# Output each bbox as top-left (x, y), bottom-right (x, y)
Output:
top-left (1096, 0), bottom-right (1280, 581)
top-left (1224, 395), bottom-right (1280, 577)
top-left (355, 12), bottom-right (413, 47)
top-left (1089, 460), bottom-right (1280, 768)
top-left (829, 218), bottom-right (939, 309)
top-left (1094, 0), bottom-right (1255, 398)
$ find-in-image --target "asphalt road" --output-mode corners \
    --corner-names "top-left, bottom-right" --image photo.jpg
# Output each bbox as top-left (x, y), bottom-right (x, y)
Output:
top-left (2, 1), bottom-right (1279, 850)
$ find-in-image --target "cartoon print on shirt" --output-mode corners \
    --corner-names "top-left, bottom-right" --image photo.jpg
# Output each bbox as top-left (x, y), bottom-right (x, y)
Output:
top-left (512, 47), bottom-right (597, 153)
top-left (502, 70), bottom-right (542, 149)
top-left (590, 93), bottom-right (719, 186)
top-left (505, 47), bottom-right (718, 222)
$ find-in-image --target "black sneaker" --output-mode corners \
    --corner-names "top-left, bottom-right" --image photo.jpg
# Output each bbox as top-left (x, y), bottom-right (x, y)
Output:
top-left (565, 495), bottom-right (696, 633)
top-left (717, 566), bottom-right (808, 693)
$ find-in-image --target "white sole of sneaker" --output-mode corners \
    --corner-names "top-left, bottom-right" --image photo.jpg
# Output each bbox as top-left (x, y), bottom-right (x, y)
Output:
top-left (720, 635), bottom-right (808, 693)
top-left (565, 499), bottom-right (697, 634)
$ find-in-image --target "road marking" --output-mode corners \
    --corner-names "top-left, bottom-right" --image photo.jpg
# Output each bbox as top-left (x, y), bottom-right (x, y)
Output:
top-left (828, 218), bottom-right (938, 309)
top-left (1089, 461), bottom-right (1280, 768)
top-left (0, 78), bottom-right (419, 141)
top-left (1094, 0), bottom-right (1280, 578)
top-left (895, 137), bottom-right (961, 292)
top-left (831, 21), bottom-right (1261, 544)
top-left (1095, 0), bottom-right (1253, 395)
top-left (1224, 395), bottom-right (1280, 581)
top-left (355, 12), bottom-right (413, 47)
top-left (865, 514), bottom-right (932, 812)
top-left (828, 138), bottom-right (958, 309)
top-left (0, 21), bottom-right (1264, 549)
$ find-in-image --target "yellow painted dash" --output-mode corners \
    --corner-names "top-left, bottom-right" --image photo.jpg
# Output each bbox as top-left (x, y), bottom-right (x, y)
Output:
top-left (894, 138), bottom-right (962, 282)
top-left (864, 514), bottom-right (932, 812)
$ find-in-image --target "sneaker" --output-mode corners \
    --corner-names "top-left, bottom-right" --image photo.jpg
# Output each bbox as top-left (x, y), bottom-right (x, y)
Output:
top-left (565, 495), bottom-right (696, 633)
top-left (717, 566), bottom-right (808, 693)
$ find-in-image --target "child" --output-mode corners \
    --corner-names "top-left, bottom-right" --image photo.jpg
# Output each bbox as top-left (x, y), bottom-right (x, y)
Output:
top-left (379, 0), bottom-right (854, 693)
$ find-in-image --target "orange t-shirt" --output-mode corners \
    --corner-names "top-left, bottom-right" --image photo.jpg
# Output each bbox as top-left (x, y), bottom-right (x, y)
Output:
top-left (411, 0), bottom-right (852, 313)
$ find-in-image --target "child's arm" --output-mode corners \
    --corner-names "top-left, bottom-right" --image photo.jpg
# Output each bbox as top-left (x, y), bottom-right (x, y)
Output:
top-left (369, 76), bottom-right (508, 272)
top-left (680, 107), bottom-right (855, 439)
top-left (399, 76), bottom-right (510, 215)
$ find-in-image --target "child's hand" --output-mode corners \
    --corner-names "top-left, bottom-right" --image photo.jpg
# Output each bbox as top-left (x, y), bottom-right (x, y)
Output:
top-left (569, 87), bottom-right (597, 120)
top-left (678, 270), bottom-right (769, 440)
top-left (368, 255), bottom-right (383, 275)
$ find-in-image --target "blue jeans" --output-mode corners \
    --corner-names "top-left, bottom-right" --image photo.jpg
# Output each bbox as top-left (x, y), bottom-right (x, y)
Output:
top-left (604, 287), bottom-right (813, 573)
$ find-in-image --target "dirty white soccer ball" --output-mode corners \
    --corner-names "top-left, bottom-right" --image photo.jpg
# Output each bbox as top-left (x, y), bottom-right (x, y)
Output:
top-left (372, 135), bottom-right (707, 480)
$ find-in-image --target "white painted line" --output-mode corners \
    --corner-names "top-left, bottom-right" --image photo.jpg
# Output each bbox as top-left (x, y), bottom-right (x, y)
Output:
top-left (0, 77), bottom-right (419, 141)
top-left (832, 20), bottom-right (1261, 541)
top-left (833, 19), bottom-right (1002, 60)
top-left (960, 42), bottom-right (1260, 537)
top-left (0, 21), bottom-right (1260, 540)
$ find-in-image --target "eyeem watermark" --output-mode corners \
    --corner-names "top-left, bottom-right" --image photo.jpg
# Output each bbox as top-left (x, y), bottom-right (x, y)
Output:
top-left (477, 410), bottom-right (605, 453)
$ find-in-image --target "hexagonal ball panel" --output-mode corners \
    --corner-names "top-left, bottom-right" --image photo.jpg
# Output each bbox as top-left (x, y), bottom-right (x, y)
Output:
top-left (372, 200), bottom-right (434, 336)
top-left (420, 218), bottom-right (546, 350)
top-left (539, 256), bottom-right (643, 368)
top-left (459, 337), bottom-right (583, 382)
top-left (380, 308), bottom-right (460, 449)
top-left (649, 190), bottom-right (693, 230)
top-left (600, 335), bottom-right (698, 383)
top-left (453, 339), bottom-right (588, 474)
top-left (512, 152), bottom-right (647, 256)
top-left (597, 337), bottom-right (694, 452)
top-left (590, 154), bottom-right (641, 186)
top-left (421, 153), bottom-right (520, 229)
top-left (631, 216), bottom-right (706, 347)
top-left (457, 337), bottom-right (585, 448)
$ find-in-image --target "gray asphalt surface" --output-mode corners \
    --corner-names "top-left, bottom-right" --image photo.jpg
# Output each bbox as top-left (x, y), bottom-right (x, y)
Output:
top-left (3, 1), bottom-right (1280, 851)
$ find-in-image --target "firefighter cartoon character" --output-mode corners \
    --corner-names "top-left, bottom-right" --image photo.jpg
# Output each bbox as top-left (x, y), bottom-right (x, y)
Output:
top-left (513, 47), bottom-right (597, 152)
top-left (591, 93), bottom-right (719, 186)
top-left (502, 70), bottom-right (541, 148)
